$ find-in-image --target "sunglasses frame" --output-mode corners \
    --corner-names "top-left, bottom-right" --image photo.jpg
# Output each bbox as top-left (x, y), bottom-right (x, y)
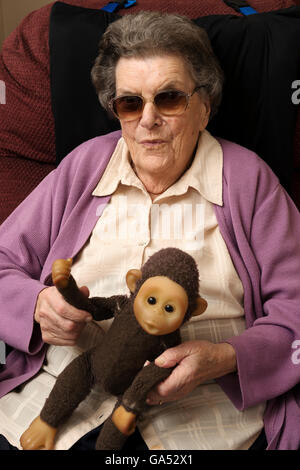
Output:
top-left (109, 86), bottom-right (203, 121)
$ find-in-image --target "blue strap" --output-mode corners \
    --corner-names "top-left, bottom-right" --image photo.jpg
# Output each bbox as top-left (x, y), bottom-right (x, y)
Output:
top-left (101, 0), bottom-right (136, 13)
top-left (223, 1), bottom-right (258, 16)
top-left (239, 6), bottom-right (257, 15)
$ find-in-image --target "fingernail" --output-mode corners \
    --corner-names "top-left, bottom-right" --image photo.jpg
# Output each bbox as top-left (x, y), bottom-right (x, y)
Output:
top-left (156, 357), bottom-right (165, 366)
top-left (85, 316), bottom-right (93, 323)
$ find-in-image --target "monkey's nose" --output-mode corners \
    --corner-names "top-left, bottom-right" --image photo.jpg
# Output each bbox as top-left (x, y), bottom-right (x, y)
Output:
top-left (154, 306), bottom-right (165, 317)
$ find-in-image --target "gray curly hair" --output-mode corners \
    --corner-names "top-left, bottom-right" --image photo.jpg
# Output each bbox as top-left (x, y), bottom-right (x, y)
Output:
top-left (91, 11), bottom-right (224, 118)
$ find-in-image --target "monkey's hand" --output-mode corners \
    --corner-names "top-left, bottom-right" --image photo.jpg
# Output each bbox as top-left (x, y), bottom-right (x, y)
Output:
top-left (52, 258), bottom-right (73, 289)
top-left (20, 415), bottom-right (58, 450)
top-left (112, 405), bottom-right (136, 436)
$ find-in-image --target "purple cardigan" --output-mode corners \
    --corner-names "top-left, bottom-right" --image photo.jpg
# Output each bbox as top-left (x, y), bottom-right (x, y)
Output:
top-left (0, 130), bottom-right (300, 449)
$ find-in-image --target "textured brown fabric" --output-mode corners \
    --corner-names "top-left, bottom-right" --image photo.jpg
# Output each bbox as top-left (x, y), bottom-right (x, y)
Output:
top-left (122, 362), bottom-right (172, 415)
top-left (0, 0), bottom-right (298, 225)
top-left (0, 157), bottom-right (55, 222)
top-left (95, 411), bottom-right (128, 450)
top-left (40, 348), bottom-right (94, 427)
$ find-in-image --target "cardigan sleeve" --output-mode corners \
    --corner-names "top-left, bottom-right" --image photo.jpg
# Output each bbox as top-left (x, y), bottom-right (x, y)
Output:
top-left (218, 183), bottom-right (300, 410)
top-left (0, 133), bottom-right (119, 397)
top-left (0, 133), bottom-right (119, 356)
top-left (0, 169), bottom-right (57, 354)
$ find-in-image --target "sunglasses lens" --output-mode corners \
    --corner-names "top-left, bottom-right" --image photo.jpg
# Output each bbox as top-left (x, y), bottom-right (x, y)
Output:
top-left (113, 96), bottom-right (143, 120)
top-left (111, 90), bottom-right (189, 120)
top-left (155, 91), bottom-right (187, 115)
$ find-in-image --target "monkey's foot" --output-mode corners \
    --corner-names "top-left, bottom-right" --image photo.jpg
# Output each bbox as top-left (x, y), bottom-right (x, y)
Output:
top-left (20, 415), bottom-right (58, 450)
top-left (52, 258), bottom-right (73, 289)
top-left (112, 405), bottom-right (137, 436)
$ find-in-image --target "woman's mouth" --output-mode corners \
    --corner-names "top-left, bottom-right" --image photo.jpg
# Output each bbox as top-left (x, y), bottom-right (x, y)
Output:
top-left (140, 140), bottom-right (166, 147)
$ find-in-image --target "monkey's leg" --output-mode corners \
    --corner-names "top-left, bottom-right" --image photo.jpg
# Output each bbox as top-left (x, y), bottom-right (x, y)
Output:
top-left (40, 348), bottom-right (95, 428)
top-left (95, 399), bottom-right (131, 451)
top-left (21, 349), bottom-right (95, 450)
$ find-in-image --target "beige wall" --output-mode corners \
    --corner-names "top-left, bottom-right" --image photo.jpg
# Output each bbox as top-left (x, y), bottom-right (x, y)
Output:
top-left (0, 1), bottom-right (4, 49)
top-left (0, 0), bottom-right (51, 50)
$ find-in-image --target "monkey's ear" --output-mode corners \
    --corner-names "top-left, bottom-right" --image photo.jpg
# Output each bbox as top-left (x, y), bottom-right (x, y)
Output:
top-left (192, 296), bottom-right (208, 317)
top-left (126, 269), bottom-right (142, 293)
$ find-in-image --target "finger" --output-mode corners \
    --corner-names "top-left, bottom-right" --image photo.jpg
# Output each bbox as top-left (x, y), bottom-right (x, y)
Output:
top-left (38, 286), bottom-right (91, 324)
top-left (157, 363), bottom-right (191, 396)
top-left (50, 293), bottom-right (92, 324)
top-left (155, 342), bottom-right (192, 368)
top-left (41, 303), bottom-right (82, 333)
top-left (147, 380), bottom-right (195, 404)
top-left (79, 285), bottom-right (90, 297)
top-left (146, 379), bottom-right (181, 404)
top-left (41, 332), bottom-right (80, 346)
top-left (39, 310), bottom-right (84, 345)
top-left (146, 388), bottom-right (182, 404)
top-left (147, 359), bottom-right (196, 405)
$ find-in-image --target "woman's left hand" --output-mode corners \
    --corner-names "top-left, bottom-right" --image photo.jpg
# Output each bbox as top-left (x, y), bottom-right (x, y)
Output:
top-left (146, 340), bottom-right (237, 404)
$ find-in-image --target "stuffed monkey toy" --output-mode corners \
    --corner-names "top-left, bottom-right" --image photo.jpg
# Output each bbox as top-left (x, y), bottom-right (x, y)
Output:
top-left (20, 247), bottom-right (207, 450)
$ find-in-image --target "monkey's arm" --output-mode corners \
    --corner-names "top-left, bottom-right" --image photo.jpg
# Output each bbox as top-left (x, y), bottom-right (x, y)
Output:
top-left (110, 332), bottom-right (181, 436)
top-left (111, 362), bottom-right (173, 435)
top-left (122, 362), bottom-right (173, 414)
top-left (52, 259), bottom-right (124, 321)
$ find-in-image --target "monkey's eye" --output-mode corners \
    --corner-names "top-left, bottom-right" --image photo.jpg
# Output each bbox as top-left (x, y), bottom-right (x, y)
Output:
top-left (147, 297), bottom-right (156, 305)
top-left (164, 304), bottom-right (174, 313)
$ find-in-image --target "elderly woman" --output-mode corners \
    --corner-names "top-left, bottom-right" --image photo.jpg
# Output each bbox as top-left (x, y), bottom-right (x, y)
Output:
top-left (0, 12), bottom-right (299, 451)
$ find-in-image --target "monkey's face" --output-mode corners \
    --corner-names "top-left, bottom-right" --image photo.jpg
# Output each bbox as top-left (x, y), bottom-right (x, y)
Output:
top-left (133, 276), bottom-right (188, 336)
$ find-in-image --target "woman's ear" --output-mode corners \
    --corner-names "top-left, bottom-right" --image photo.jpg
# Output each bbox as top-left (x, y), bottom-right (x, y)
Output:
top-left (126, 269), bottom-right (142, 293)
top-left (197, 94), bottom-right (211, 131)
top-left (192, 296), bottom-right (208, 317)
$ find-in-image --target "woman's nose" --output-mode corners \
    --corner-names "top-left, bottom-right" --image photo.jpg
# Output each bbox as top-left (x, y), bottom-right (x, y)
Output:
top-left (139, 102), bottom-right (162, 129)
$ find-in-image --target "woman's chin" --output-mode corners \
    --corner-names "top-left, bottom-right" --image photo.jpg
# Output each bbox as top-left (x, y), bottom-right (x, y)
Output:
top-left (140, 154), bottom-right (172, 173)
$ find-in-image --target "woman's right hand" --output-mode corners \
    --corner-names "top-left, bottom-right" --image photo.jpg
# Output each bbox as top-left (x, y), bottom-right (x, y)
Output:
top-left (34, 285), bottom-right (92, 346)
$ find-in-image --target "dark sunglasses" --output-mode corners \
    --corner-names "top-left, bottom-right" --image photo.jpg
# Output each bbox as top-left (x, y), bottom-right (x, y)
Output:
top-left (109, 86), bottom-right (202, 121)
